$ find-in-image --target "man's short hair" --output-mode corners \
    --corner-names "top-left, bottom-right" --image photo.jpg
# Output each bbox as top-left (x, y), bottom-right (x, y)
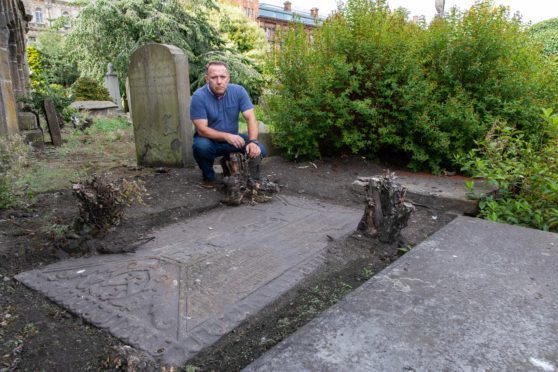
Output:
top-left (205, 61), bottom-right (229, 73)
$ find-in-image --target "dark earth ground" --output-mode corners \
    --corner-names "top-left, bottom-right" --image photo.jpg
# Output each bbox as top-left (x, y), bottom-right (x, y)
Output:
top-left (0, 154), bottom-right (458, 371)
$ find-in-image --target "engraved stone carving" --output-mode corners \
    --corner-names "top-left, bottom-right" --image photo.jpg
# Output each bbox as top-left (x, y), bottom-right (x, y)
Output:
top-left (16, 196), bottom-right (362, 366)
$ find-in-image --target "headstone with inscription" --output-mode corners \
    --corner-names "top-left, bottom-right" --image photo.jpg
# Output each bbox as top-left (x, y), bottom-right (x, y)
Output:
top-left (128, 43), bottom-right (194, 167)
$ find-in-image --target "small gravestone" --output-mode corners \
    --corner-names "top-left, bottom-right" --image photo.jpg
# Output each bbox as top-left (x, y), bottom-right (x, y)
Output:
top-left (104, 63), bottom-right (122, 111)
top-left (128, 43), bottom-right (193, 167)
top-left (43, 99), bottom-right (63, 146)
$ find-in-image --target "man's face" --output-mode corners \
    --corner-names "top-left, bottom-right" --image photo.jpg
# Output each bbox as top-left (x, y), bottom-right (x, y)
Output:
top-left (205, 65), bottom-right (230, 97)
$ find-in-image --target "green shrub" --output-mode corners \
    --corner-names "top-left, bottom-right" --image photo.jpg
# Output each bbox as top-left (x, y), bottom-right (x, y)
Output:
top-left (460, 109), bottom-right (558, 231)
top-left (19, 83), bottom-right (73, 122)
top-left (265, 0), bottom-right (558, 172)
top-left (23, 46), bottom-right (74, 121)
top-left (71, 77), bottom-right (111, 101)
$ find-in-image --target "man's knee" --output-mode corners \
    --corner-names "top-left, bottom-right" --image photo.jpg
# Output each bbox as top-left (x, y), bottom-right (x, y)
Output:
top-left (193, 136), bottom-right (215, 158)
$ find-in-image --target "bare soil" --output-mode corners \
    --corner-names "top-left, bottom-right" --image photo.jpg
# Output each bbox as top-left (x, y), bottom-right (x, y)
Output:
top-left (0, 152), bottom-right (455, 371)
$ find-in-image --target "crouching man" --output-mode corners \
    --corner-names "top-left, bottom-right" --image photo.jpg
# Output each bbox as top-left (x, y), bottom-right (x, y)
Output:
top-left (190, 61), bottom-right (266, 189)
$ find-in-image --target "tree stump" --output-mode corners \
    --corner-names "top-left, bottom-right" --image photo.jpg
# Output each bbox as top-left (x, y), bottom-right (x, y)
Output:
top-left (222, 153), bottom-right (279, 206)
top-left (357, 172), bottom-right (414, 243)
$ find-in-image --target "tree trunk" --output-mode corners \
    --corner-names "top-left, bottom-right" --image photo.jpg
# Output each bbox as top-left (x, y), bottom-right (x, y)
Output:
top-left (222, 153), bottom-right (278, 206)
top-left (358, 172), bottom-right (414, 243)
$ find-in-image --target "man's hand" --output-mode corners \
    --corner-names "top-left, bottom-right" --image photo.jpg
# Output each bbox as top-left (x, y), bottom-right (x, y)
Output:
top-left (246, 142), bottom-right (261, 158)
top-left (225, 133), bottom-right (246, 148)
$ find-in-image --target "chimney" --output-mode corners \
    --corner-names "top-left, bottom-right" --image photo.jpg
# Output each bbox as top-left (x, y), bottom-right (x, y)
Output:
top-left (310, 7), bottom-right (318, 18)
top-left (284, 1), bottom-right (291, 12)
top-left (412, 15), bottom-right (419, 24)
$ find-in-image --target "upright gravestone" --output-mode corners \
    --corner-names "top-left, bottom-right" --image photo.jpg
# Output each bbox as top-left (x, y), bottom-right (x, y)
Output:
top-left (104, 63), bottom-right (122, 111)
top-left (128, 43), bottom-right (193, 167)
top-left (43, 99), bottom-right (63, 146)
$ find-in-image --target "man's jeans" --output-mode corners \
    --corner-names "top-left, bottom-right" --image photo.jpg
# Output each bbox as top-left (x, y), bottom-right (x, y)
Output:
top-left (193, 134), bottom-right (267, 181)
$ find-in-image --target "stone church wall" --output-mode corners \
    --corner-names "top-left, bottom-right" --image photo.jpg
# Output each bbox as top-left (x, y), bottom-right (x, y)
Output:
top-left (0, 0), bottom-right (30, 136)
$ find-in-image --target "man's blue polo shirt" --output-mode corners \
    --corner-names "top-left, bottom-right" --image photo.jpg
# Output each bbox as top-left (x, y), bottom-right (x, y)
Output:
top-left (190, 83), bottom-right (254, 135)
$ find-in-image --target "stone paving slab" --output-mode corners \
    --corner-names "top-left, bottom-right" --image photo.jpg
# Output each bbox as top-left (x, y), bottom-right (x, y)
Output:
top-left (245, 217), bottom-right (558, 371)
top-left (15, 196), bottom-right (362, 366)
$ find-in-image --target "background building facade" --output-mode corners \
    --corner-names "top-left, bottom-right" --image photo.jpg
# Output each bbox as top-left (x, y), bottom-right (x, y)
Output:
top-left (23, 0), bottom-right (78, 42)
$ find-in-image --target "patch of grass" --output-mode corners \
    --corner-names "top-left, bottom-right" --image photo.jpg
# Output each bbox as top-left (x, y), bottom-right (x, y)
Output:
top-left (15, 116), bottom-right (136, 197)
top-left (84, 117), bottom-right (131, 135)
top-left (17, 163), bottom-right (85, 198)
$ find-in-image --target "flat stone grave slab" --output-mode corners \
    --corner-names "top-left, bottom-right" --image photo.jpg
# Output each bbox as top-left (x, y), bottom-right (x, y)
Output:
top-left (246, 216), bottom-right (558, 371)
top-left (15, 196), bottom-right (362, 366)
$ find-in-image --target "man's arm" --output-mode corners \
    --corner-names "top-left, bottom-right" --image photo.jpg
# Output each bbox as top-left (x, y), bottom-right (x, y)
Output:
top-left (193, 119), bottom-right (245, 149)
top-left (243, 108), bottom-right (261, 158)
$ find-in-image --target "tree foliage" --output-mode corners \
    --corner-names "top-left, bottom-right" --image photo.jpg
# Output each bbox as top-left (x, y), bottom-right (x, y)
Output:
top-left (202, 1), bottom-right (267, 98)
top-left (34, 28), bottom-right (80, 87)
top-left (529, 17), bottom-right (558, 56)
top-left (265, 0), bottom-right (558, 172)
top-left (66, 0), bottom-right (263, 97)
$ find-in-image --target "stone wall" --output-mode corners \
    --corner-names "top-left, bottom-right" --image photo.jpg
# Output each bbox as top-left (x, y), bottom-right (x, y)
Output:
top-left (0, 0), bottom-right (31, 136)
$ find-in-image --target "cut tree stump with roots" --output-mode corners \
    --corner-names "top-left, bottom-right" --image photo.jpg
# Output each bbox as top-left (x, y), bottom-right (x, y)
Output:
top-left (357, 172), bottom-right (414, 243)
top-left (222, 153), bottom-right (279, 206)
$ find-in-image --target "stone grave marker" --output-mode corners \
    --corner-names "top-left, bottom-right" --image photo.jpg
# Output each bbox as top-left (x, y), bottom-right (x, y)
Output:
top-left (43, 99), bottom-right (62, 146)
top-left (246, 217), bottom-right (558, 371)
top-left (16, 196), bottom-right (362, 366)
top-left (128, 43), bottom-right (193, 167)
top-left (104, 63), bottom-right (122, 110)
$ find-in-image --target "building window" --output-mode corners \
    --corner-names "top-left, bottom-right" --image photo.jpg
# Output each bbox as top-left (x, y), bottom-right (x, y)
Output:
top-left (62, 11), bottom-right (70, 29)
top-left (243, 7), bottom-right (253, 18)
top-left (264, 26), bottom-right (275, 41)
top-left (34, 8), bottom-right (44, 24)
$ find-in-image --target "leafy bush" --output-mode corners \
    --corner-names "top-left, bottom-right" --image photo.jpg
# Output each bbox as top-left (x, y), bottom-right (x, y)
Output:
top-left (19, 84), bottom-right (74, 122)
top-left (0, 135), bottom-right (31, 209)
top-left (23, 46), bottom-right (74, 122)
top-left (71, 76), bottom-right (111, 101)
top-left (460, 109), bottom-right (558, 231)
top-left (265, 0), bottom-right (558, 172)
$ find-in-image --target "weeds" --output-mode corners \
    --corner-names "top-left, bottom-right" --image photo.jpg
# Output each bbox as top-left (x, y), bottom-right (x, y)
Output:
top-left (42, 222), bottom-right (71, 240)
top-left (461, 109), bottom-right (558, 231)
top-left (0, 135), bottom-right (31, 209)
top-left (361, 266), bottom-right (374, 279)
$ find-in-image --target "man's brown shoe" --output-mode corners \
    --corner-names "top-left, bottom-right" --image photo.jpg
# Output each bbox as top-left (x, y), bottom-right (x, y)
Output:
top-left (200, 180), bottom-right (218, 189)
